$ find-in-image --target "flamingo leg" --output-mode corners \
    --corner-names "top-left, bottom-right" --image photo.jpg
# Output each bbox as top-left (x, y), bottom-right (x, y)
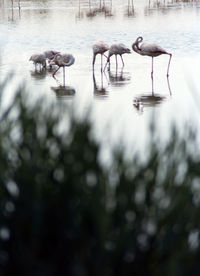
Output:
top-left (151, 76), bottom-right (154, 95)
top-left (104, 61), bottom-right (108, 71)
top-left (92, 53), bottom-right (96, 70)
top-left (115, 55), bottom-right (118, 70)
top-left (167, 53), bottom-right (172, 77)
top-left (151, 56), bottom-right (154, 79)
top-left (167, 76), bottom-right (172, 95)
top-left (104, 56), bottom-right (111, 71)
top-left (101, 54), bottom-right (103, 72)
top-left (63, 67), bottom-right (65, 87)
top-left (120, 55), bottom-right (124, 67)
top-left (52, 66), bottom-right (60, 77)
top-left (108, 59), bottom-right (110, 71)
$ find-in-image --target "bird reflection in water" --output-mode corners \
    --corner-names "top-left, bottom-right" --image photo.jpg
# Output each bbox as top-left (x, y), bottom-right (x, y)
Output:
top-left (10, 0), bottom-right (21, 21)
top-left (86, 0), bottom-right (113, 18)
top-left (51, 86), bottom-right (76, 100)
top-left (76, 0), bottom-right (84, 19)
top-left (30, 68), bottom-right (48, 81)
top-left (133, 94), bottom-right (167, 113)
top-left (124, 0), bottom-right (135, 17)
top-left (133, 76), bottom-right (172, 113)
top-left (107, 69), bottom-right (131, 87)
top-left (93, 71), bottom-right (108, 99)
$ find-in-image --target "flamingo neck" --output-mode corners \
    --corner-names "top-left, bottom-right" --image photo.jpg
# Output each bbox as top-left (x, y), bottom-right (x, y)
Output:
top-left (132, 42), bottom-right (141, 54)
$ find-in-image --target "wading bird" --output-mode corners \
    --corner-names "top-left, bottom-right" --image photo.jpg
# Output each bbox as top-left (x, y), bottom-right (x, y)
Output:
top-left (29, 53), bottom-right (46, 69)
top-left (104, 43), bottom-right (131, 71)
top-left (132, 36), bottom-right (172, 77)
top-left (50, 53), bottom-right (75, 86)
top-left (43, 50), bottom-right (60, 61)
top-left (92, 41), bottom-right (109, 71)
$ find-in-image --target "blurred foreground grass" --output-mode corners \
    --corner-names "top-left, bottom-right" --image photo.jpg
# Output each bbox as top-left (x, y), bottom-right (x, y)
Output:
top-left (0, 80), bottom-right (200, 276)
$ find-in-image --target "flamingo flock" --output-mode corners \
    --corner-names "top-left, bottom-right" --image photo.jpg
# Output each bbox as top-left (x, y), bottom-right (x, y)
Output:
top-left (93, 37), bottom-right (172, 77)
top-left (29, 36), bottom-right (172, 86)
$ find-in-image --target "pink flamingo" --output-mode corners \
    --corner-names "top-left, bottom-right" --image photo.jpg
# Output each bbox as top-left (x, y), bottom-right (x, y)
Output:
top-left (104, 43), bottom-right (131, 71)
top-left (93, 41), bottom-right (109, 71)
top-left (50, 53), bottom-right (75, 86)
top-left (132, 36), bottom-right (172, 77)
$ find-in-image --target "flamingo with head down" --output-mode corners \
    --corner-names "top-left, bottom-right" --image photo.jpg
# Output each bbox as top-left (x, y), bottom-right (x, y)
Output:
top-left (50, 53), bottom-right (75, 86)
top-left (104, 43), bottom-right (131, 71)
top-left (92, 41), bottom-right (109, 72)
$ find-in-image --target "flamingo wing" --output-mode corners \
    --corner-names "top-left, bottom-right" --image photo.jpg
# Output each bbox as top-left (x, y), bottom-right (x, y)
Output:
top-left (140, 42), bottom-right (167, 56)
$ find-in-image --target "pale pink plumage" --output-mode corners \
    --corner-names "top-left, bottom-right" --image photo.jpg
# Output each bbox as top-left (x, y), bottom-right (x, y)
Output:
top-left (92, 41), bottom-right (109, 71)
top-left (104, 43), bottom-right (131, 71)
top-left (132, 36), bottom-right (172, 77)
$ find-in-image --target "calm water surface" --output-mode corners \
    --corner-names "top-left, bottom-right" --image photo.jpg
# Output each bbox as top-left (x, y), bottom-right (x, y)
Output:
top-left (1, 0), bottom-right (200, 156)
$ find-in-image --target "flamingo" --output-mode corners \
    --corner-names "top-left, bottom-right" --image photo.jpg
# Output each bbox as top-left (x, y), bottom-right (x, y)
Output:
top-left (50, 53), bottom-right (75, 86)
top-left (29, 53), bottom-right (46, 69)
top-left (92, 41), bottom-right (109, 72)
top-left (132, 36), bottom-right (172, 77)
top-left (104, 43), bottom-right (131, 71)
top-left (43, 50), bottom-right (60, 61)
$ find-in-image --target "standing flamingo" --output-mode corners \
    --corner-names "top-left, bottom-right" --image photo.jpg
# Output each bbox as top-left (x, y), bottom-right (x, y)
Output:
top-left (132, 36), bottom-right (172, 77)
top-left (104, 43), bottom-right (131, 71)
top-left (29, 53), bottom-right (46, 69)
top-left (93, 41), bottom-right (109, 72)
top-left (50, 53), bottom-right (75, 86)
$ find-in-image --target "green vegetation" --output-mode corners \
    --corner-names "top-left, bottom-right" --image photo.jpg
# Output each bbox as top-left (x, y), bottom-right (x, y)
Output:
top-left (0, 83), bottom-right (200, 276)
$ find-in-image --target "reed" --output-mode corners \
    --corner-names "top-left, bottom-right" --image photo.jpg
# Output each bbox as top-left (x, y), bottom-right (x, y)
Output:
top-left (0, 78), bottom-right (200, 276)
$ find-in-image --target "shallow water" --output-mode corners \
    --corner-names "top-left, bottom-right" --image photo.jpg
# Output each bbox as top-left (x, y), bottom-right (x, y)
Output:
top-left (1, 0), bottom-right (200, 157)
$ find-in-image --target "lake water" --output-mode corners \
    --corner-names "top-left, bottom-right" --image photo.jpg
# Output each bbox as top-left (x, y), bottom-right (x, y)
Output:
top-left (1, 0), bottom-right (200, 158)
